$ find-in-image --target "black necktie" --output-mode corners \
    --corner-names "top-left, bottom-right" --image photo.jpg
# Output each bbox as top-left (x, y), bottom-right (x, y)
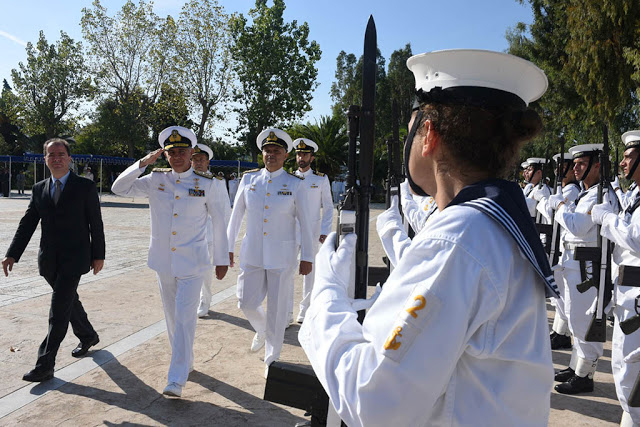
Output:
top-left (53, 180), bottom-right (61, 205)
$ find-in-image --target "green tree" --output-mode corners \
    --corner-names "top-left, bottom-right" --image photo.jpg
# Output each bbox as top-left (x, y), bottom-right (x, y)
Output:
top-left (386, 44), bottom-right (414, 127)
top-left (0, 80), bottom-right (27, 155)
top-left (230, 0), bottom-right (322, 161)
top-left (10, 31), bottom-right (93, 139)
top-left (286, 115), bottom-right (348, 180)
top-left (330, 51), bottom-right (359, 118)
top-left (175, 0), bottom-right (234, 140)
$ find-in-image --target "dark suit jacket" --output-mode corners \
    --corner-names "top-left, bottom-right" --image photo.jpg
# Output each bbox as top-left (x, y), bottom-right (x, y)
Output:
top-left (6, 172), bottom-right (106, 277)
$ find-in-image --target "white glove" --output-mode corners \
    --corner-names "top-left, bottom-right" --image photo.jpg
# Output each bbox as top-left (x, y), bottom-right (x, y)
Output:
top-left (376, 195), bottom-right (403, 236)
top-left (311, 232), bottom-right (357, 301)
top-left (624, 347), bottom-right (640, 364)
top-left (350, 283), bottom-right (382, 311)
top-left (548, 193), bottom-right (565, 210)
top-left (532, 186), bottom-right (545, 201)
top-left (612, 175), bottom-right (621, 191)
top-left (591, 202), bottom-right (614, 225)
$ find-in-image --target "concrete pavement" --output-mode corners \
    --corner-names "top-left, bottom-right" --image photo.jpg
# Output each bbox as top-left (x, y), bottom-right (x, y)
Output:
top-left (0, 191), bottom-right (625, 425)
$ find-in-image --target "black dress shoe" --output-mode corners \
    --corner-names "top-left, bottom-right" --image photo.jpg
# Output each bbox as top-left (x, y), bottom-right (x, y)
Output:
top-left (22, 368), bottom-right (54, 382)
top-left (554, 374), bottom-right (594, 394)
top-left (550, 333), bottom-right (572, 350)
top-left (554, 367), bottom-right (575, 382)
top-left (549, 331), bottom-right (558, 340)
top-left (72, 335), bottom-right (100, 358)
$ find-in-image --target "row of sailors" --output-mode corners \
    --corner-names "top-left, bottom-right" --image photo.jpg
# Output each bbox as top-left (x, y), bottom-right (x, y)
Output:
top-left (521, 134), bottom-right (640, 426)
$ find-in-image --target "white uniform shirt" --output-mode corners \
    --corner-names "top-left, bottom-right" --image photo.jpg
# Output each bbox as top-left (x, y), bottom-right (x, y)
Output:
top-left (555, 185), bottom-right (600, 246)
top-left (300, 206), bottom-right (553, 427)
top-left (227, 167), bottom-right (314, 269)
top-left (536, 183), bottom-right (580, 224)
top-left (525, 184), bottom-right (551, 218)
top-left (294, 168), bottom-right (333, 239)
top-left (228, 178), bottom-right (239, 201)
top-left (111, 161), bottom-right (230, 277)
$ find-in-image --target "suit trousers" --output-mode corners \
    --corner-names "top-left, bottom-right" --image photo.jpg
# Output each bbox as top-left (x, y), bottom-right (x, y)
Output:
top-left (36, 271), bottom-right (96, 370)
top-left (156, 272), bottom-right (202, 386)
top-left (237, 263), bottom-right (296, 366)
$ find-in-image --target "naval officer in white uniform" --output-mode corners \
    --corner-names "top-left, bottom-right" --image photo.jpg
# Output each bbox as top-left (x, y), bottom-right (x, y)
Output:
top-left (300, 49), bottom-right (556, 426)
top-left (288, 138), bottom-right (333, 324)
top-left (550, 143), bottom-right (618, 394)
top-left (591, 130), bottom-right (640, 426)
top-left (190, 143), bottom-right (231, 317)
top-left (227, 128), bottom-right (314, 376)
top-left (111, 126), bottom-right (230, 397)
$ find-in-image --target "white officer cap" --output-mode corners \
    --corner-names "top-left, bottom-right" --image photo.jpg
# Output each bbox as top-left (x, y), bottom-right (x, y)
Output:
top-left (520, 161), bottom-right (530, 169)
top-left (622, 130), bottom-right (640, 150)
top-left (194, 143), bottom-right (214, 160)
top-left (526, 157), bottom-right (548, 165)
top-left (569, 144), bottom-right (603, 159)
top-left (158, 126), bottom-right (197, 150)
top-left (407, 49), bottom-right (548, 109)
top-left (552, 153), bottom-right (572, 162)
top-left (257, 128), bottom-right (293, 153)
top-left (293, 138), bottom-right (319, 153)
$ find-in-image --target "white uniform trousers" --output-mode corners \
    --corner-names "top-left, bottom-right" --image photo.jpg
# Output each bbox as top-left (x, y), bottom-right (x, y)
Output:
top-left (156, 272), bottom-right (202, 386)
top-left (551, 266), bottom-right (570, 334)
top-left (237, 263), bottom-right (296, 365)
top-left (199, 243), bottom-right (215, 313)
top-left (289, 242), bottom-right (320, 320)
top-left (560, 251), bottom-right (604, 360)
top-left (613, 307), bottom-right (640, 424)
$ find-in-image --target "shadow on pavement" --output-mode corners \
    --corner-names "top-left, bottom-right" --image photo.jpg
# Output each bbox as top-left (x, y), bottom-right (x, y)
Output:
top-left (551, 391), bottom-right (622, 424)
top-left (209, 312), bottom-right (253, 333)
top-left (100, 201), bottom-right (150, 209)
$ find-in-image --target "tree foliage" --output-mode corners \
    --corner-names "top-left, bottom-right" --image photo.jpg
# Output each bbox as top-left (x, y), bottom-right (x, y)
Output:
top-left (10, 31), bottom-right (93, 139)
top-left (230, 0), bottom-right (321, 161)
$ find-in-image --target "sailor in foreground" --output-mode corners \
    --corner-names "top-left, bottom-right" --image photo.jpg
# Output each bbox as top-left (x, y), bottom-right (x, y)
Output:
top-left (540, 152), bottom-right (581, 350)
top-left (288, 138), bottom-right (333, 324)
top-left (111, 126), bottom-right (230, 397)
top-left (190, 143), bottom-right (231, 317)
top-left (591, 130), bottom-right (640, 426)
top-left (550, 143), bottom-right (618, 394)
top-left (227, 128), bottom-right (313, 377)
top-left (299, 49), bottom-right (556, 426)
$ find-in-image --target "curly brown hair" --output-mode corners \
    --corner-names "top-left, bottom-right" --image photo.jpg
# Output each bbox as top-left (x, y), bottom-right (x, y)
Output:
top-left (416, 103), bottom-right (542, 178)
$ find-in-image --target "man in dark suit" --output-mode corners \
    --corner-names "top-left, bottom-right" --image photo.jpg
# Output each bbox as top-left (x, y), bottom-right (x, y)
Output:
top-left (2, 138), bottom-right (106, 382)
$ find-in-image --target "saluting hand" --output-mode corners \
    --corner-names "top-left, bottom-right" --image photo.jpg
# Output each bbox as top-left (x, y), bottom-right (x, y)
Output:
top-left (140, 149), bottom-right (164, 168)
top-left (2, 257), bottom-right (15, 277)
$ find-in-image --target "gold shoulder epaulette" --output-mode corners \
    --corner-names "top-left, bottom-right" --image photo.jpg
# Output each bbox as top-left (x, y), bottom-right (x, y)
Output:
top-left (288, 171), bottom-right (304, 180)
top-left (242, 168), bottom-right (260, 175)
top-left (152, 168), bottom-right (171, 173)
top-left (313, 171), bottom-right (325, 177)
top-left (194, 170), bottom-right (213, 179)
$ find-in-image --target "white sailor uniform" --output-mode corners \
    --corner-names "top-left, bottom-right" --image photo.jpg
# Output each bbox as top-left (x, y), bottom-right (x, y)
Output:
top-left (227, 167), bottom-right (313, 366)
top-left (597, 192), bottom-right (640, 424)
top-left (399, 179), bottom-right (438, 234)
top-left (112, 161), bottom-right (230, 386)
top-left (290, 168), bottom-right (333, 321)
top-left (228, 177), bottom-right (239, 207)
top-left (300, 205), bottom-right (553, 426)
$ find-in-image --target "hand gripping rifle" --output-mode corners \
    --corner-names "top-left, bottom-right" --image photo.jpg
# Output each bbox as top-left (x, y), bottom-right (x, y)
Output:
top-left (264, 17), bottom-right (377, 427)
top-left (574, 123), bottom-right (613, 342)
top-left (548, 135), bottom-right (565, 266)
top-left (535, 145), bottom-right (553, 254)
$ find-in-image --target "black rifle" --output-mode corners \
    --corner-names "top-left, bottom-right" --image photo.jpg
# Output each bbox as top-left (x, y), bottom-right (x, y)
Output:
top-left (548, 136), bottom-right (565, 266)
top-left (574, 123), bottom-right (613, 342)
top-left (536, 146), bottom-right (553, 254)
top-left (264, 17), bottom-right (377, 427)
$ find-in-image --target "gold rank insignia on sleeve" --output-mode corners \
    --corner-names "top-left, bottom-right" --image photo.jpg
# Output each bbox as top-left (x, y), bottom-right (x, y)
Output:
top-left (194, 170), bottom-right (213, 179)
top-left (152, 168), bottom-right (172, 173)
top-left (288, 171), bottom-right (304, 180)
top-left (243, 168), bottom-right (260, 175)
top-left (313, 171), bottom-right (325, 177)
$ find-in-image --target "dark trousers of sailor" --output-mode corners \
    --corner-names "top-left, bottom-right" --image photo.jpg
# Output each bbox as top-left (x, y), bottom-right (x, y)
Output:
top-left (35, 271), bottom-right (97, 370)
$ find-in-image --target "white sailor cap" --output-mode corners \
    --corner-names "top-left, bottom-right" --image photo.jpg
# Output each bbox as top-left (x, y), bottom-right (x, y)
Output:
top-left (622, 130), bottom-right (640, 150)
top-left (158, 126), bottom-right (197, 150)
top-left (553, 153), bottom-right (572, 162)
top-left (407, 49), bottom-right (548, 110)
top-left (520, 161), bottom-right (530, 169)
top-left (569, 144), bottom-right (603, 159)
top-left (193, 143), bottom-right (213, 160)
top-left (256, 128), bottom-right (293, 153)
top-left (293, 138), bottom-right (319, 153)
top-left (526, 157), bottom-right (548, 165)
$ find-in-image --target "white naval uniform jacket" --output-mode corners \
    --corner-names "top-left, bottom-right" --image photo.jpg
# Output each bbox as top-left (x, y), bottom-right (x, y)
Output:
top-left (111, 161), bottom-right (230, 277)
top-left (525, 184), bottom-right (551, 218)
top-left (300, 206), bottom-right (553, 427)
top-left (227, 167), bottom-right (314, 269)
top-left (294, 168), bottom-right (333, 241)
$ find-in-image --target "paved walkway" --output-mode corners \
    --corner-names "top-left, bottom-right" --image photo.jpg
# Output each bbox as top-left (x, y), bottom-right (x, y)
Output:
top-left (0, 191), bottom-right (624, 425)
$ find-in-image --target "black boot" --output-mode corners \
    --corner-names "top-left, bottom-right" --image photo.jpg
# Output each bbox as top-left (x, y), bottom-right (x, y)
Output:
top-left (554, 374), bottom-right (594, 394)
top-left (550, 333), bottom-right (572, 350)
top-left (554, 367), bottom-right (575, 382)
